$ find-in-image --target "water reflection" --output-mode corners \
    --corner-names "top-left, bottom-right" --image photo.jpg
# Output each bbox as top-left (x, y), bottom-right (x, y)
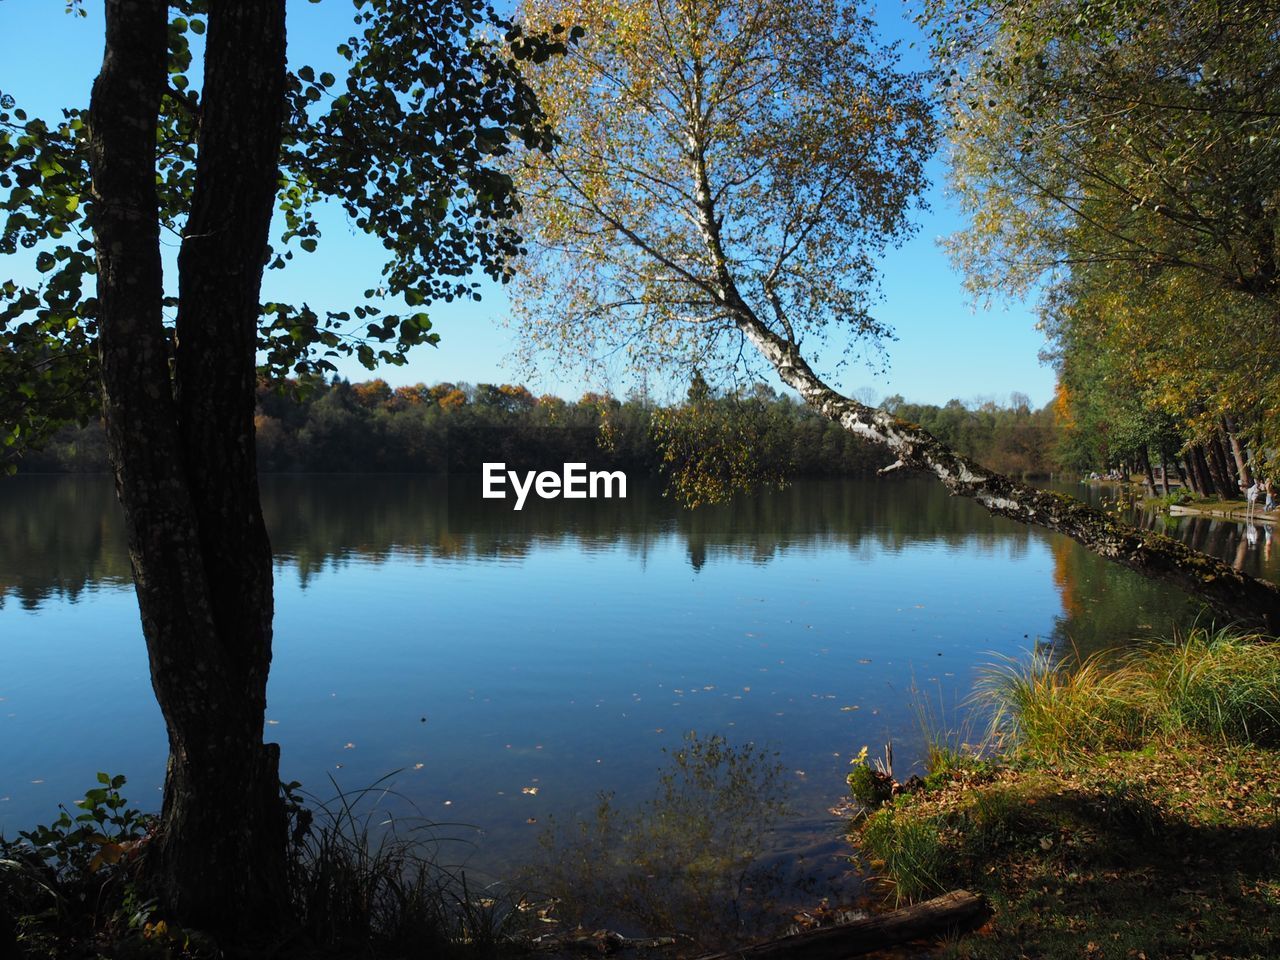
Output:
top-left (5, 476), bottom-right (1275, 644)
top-left (529, 732), bottom-right (810, 946)
top-left (0, 477), bottom-right (132, 609)
top-left (2, 475), bottom-right (1052, 605)
top-left (4, 473), bottom-right (1278, 900)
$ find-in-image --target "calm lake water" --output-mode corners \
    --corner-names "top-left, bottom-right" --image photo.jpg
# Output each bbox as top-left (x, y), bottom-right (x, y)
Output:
top-left (2, 474), bottom-right (1275, 927)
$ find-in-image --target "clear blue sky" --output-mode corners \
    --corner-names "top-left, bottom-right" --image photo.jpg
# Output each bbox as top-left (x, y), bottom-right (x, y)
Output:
top-left (0, 0), bottom-right (1056, 408)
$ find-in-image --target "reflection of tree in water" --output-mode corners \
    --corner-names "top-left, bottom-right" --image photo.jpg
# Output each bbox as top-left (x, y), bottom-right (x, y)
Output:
top-left (10, 476), bottom-right (1280, 619)
top-left (260, 476), bottom-right (1040, 587)
top-left (1046, 537), bottom-right (1193, 658)
top-left (0, 477), bottom-right (132, 609)
top-left (4, 476), bottom-right (1049, 602)
top-left (1043, 492), bottom-right (1280, 658)
top-left (1045, 520), bottom-right (1208, 659)
top-left (528, 732), bottom-right (819, 949)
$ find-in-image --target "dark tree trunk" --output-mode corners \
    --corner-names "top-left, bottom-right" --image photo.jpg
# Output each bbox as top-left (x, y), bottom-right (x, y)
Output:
top-left (1206, 434), bottom-right (1235, 496)
top-left (1160, 451), bottom-right (1170, 495)
top-left (89, 0), bottom-right (290, 938)
top-left (1140, 448), bottom-right (1157, 496)
top-left (1190, 445), bottom-right (1215, 496)
top-left (1179, 457), bottom-right (1197, 495)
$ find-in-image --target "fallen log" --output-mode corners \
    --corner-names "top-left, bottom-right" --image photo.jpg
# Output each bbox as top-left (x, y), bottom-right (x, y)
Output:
top-left (697, 890), bottom-right (991, 960)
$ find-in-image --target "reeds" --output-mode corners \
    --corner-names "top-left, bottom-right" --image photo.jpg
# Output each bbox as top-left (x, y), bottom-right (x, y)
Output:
top-left (285, 773), bottom-right (523, 954)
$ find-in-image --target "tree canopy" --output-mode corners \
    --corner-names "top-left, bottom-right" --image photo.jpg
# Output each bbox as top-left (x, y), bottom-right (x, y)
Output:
top-left (926, 0), bottom-right (1280, 479)
top-left (511, 0), bottom-right (934, 386)
top-left (928, 0), bottom-right (1280, 304)
top-left (0, 0), bottom-right (580, 469)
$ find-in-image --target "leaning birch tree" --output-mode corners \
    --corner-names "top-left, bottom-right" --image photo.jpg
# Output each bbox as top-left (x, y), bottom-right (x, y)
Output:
top-left (510, 0), bottom-right (1280, 629)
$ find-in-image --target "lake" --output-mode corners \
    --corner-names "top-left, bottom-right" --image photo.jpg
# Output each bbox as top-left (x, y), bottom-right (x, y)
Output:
top-left (2, 474), bottom-right (1274, 930)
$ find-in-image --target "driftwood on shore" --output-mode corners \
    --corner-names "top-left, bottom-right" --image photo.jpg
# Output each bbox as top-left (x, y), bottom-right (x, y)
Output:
top-left (696, 890), bottom-right (991, 960)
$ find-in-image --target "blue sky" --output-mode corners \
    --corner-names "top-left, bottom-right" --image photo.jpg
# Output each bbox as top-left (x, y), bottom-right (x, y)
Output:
top-left (0, 0), bottom-right (1056, 408)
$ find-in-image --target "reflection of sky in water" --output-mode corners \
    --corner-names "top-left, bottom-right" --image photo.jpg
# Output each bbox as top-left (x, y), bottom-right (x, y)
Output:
top-left (0, 476), bottom-right (1272, 881)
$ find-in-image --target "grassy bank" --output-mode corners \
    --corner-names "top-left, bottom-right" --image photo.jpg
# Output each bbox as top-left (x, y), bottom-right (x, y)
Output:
top-left (851, 627), bottom-right (1280, 958)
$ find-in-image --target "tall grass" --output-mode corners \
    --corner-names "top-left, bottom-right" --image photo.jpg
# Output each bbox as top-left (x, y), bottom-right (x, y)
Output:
top-left (285, 774), bottom-right (525, 955)
top-left (908, 677), bottom-right (991, 777)
top-left (859, 808), bottom-right (944, 904)
top-left (974, 626), bottom-right (1280, 757)
top-left (975, 647), bottom-right (1147, 757)
top-left (1151, 627), bottom-right (1280, 744)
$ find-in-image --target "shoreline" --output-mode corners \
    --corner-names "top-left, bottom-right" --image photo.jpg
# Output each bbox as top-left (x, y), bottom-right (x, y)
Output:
top-left (1166, 499), bottom-right (1280, 525)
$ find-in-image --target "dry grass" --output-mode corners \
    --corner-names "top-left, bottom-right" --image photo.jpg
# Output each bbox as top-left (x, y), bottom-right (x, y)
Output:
top-left (974, 626), bottom-right (1280, 758)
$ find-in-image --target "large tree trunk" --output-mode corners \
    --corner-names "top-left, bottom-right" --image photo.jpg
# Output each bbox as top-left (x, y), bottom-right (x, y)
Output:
top-left (89, 0), bottom-right (289, 938)
top-left (1206, 434), bottom-right (1235, 496)
top-left (1190, 445), bottom-right (1216, 496)
top-left (1140, 448), bottom-right (1157, 496)
top-left (731, 315), bottom-right (1280, 632)
top-left (1225, 417), bottom-right (1252, 488)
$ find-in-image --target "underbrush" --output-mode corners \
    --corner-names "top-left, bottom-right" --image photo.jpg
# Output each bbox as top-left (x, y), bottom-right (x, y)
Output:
top-left (1, 773), bottom-right (531, 959)
top-left (850, 626), bottom-right (1280, 958)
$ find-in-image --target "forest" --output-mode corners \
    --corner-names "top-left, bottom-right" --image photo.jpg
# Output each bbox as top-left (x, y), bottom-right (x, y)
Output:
top-left (19, 377), bottom-right (1061, 480)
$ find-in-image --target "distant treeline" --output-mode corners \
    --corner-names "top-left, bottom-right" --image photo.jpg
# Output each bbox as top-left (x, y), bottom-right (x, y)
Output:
top-left (19, 378), bottom-right (1059, 479)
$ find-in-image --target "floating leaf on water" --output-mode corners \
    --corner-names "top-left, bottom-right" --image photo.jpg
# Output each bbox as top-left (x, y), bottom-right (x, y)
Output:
top-left (522, 786), bottom-right (540, 795)
top-left (841, 705), bottom-right (860, 711)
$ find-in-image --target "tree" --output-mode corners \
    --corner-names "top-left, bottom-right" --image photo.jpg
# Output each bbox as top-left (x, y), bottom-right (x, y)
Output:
top-left (926, 0), bottom-right (1280, 304)
top-left (510, 0), bottom-right (1280, 628)
top-left (921, 0), bottom-right (1280, 479)
top-left (2, 0), bottom-right (573, 938)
